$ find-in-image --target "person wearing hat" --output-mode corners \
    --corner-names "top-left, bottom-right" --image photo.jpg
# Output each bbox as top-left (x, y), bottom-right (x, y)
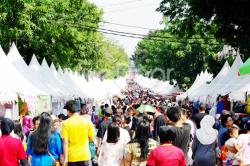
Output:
top-left (147, 126), bottom-right (186, 166)
top-left (61, 100), bottom-right (95, 166)
top-left (96, 107), bottom-right (113, 155)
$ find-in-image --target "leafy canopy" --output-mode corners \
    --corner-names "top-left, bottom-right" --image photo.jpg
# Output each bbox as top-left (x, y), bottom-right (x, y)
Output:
top-left (157, 0), bottom-right (250, 57)
top-left (0, 0), bottom-right (128, 77)
top-left (132, 19), bottom-right (225, 89)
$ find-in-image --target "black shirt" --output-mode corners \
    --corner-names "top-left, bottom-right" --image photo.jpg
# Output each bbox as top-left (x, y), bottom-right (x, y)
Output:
top-left (96, 118), bottom-right (112, 139)
top-left (192, 112), bottom-right (206, 129)
top-left (172, 123), bottom-right (191, 155)
top-left (153, 115), bottom-right (166, 139)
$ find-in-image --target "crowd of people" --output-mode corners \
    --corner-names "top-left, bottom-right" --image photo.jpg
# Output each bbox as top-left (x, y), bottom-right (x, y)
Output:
top-left (0, 82), bottom-right (250, 166)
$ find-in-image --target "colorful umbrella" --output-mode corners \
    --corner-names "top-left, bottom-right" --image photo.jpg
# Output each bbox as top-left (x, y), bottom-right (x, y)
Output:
top-left (239, 57), bottom-right (250, 75)
top-left (137, 104), bottom-right (157, 113)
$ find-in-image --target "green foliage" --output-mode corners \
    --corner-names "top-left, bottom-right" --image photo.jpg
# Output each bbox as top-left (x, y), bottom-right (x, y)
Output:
top-left (0, 0), bottom-right (128, 77)
top-left (97, 38), bottom-right (129, 79)
top-left (157, 0), bottom-right (250, 58)
top-left (132, 20), bottom-right (224, 89)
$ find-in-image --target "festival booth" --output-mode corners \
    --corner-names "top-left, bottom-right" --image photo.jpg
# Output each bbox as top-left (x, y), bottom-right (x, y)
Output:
top-left (180, 54), bottom-right (250, 106)
top-left (64, 69), bottom-right (90, 98)
top-left (176, 70), bottom-right (213, 101)
top-left (29, 55), bottom-right (67, 115)
top-left (2, 43), bottom-right (190, 119)
top-left (0, 45), bottom-right (46, 119)
top-left (63, 69), bottom-right (85, 97)
top-left (134, 75), bottom-right (182, 96)
top-left (0, 43), bottom-right (138, 119)
top-left (213, 55), bottom-right (244, 100)
top-left (6, 44), bottom-right (53, 117)
top-left (189, 62), bottom-right (231, 103)
top-left (102, 78), bottom-right (127, 97)
top-left (227, 56), bottom-right (250, 101)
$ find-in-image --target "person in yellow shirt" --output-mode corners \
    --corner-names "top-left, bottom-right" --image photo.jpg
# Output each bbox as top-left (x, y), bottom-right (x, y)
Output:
top-left (62, 100), bottom-right (95, 166)
top-left (246, 94), bottom-right (250, 114)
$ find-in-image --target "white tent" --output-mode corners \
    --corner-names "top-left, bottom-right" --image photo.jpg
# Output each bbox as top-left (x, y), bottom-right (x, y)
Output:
top-left (41, 58), bottom-right (70, 97)
top-left (181, 56), bottom-right (247, 103)
top-left (0, 46), bottom-right (19, 103)
top-left (134, 75), bottom-right (181, 95)
top-left (214, 55), bottom-right (243, 96)
top-left (0, 45), bottom-right (39, 115)
top-left (179, 70), bottom-right (213, 100)
top-left (7, 43), bottom-right (48, 96)
top-left (84, 78), bottom-right (109, 100)
top-left (63, 69), bottom-right (87, 97)
top-left (189, 62), bottom-right (230, 101)
top-left (29, 55), bottom-right (64, 97)
top-left (102, 78), bottom-right (127, 97)
top-left (67, 71), bottom-right (90, 98)
top-left (51, 64), bottom-right (76, 97)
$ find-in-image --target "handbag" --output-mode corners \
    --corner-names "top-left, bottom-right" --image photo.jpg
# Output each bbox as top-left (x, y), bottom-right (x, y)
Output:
top-left (48, 151), bottom-right (61, 166)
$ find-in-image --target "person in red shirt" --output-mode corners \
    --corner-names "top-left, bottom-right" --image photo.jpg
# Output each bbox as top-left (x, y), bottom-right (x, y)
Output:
top-left (147, 126), bottom-right (186, 166)
top-left (0, 118), bottom-right (27, 166)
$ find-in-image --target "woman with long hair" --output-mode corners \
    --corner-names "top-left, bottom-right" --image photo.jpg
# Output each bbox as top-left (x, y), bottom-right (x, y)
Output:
top-left (98, 122), bottom-right (125, 166)
top-left (124, 120), bottom-right (158, 166)
top-left (27, 112), bottom-right (63, 166)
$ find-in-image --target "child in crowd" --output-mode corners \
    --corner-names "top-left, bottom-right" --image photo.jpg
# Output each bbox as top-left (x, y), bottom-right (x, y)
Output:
top-left (12, 120), bottom-right (27, 150)
top-left (22, 116), bottom-right (32, 137)
top-left (224, 126), bottom-right (241, 166)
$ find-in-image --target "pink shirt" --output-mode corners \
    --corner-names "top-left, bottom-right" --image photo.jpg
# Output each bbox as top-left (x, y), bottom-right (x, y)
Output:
top-left (147, 145), bottom-right (186, 166)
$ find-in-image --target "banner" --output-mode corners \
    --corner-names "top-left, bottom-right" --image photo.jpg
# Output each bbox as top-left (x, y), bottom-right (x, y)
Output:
top-left (37, 95), bottom-right (52, 115)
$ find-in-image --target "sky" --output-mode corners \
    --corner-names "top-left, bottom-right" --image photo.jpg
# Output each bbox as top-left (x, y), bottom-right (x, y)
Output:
top-left (90, 0), bottom-right (164, 57)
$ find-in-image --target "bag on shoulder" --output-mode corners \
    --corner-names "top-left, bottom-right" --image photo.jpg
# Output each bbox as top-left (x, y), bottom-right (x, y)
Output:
top-left (48, 151), bottom-right (61, 166)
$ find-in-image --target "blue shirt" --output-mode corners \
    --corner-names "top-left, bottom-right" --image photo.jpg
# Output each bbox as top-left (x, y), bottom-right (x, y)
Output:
top-left (48, 132), bottom-right (63, 159)
top-left (216, 101), bottom-right (224, 114)
top-left (77, 100), bottom-right (81, 111)
top-left (192, 101), bottom-right (200, 117)
top-left (27, 132), bottom-right (63, 166)
top-left (218, 126), bottom-right (228, 148)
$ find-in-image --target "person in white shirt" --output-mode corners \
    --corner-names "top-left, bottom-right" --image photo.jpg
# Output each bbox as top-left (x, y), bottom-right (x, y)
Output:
top-left (98, 122), bottom-right (125, 166)
top-left (237, 120), bottom-right (250, 165)
top-left (102, 115), bottom-right (131, 147)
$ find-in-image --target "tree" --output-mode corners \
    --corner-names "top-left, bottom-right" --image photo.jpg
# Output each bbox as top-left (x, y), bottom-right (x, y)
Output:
top-left (0, 0), bottom-right (129, 88)
top-left (157, 0), bottom-right (250, 58)
top-left (0, 0), bottom-right (106, 72)
top-left (96, 38), bottom-right (129, 79)
top-left (132, 20), bottom-right (225, 89)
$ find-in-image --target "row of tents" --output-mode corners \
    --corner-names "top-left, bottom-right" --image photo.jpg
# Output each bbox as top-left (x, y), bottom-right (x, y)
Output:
top-left (177, 54), bottom-right (250, 103)
top-left (0, 43), bottom-right (180, 118)
top-left (134, 75), bottom-right (182, 96)
top-left (0, 43), bottom-right (129, 116)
